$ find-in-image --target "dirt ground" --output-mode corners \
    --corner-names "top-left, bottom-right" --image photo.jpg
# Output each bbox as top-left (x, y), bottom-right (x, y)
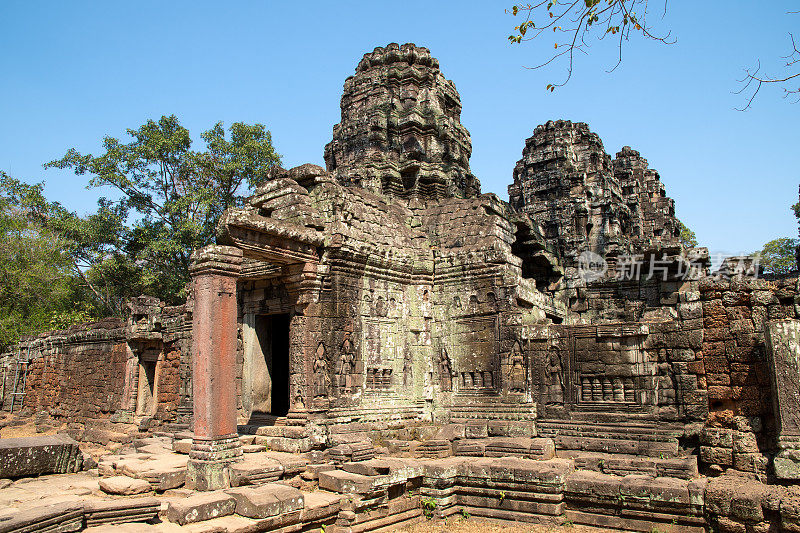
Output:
top-left (0, 421), bottom-right (58, 438)
top-left (400, 517), bottom-right (611, 533)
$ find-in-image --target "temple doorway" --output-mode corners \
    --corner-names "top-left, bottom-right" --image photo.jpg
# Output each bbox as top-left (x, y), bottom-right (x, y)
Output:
top-left (244, 313), bottom-right (290, 422)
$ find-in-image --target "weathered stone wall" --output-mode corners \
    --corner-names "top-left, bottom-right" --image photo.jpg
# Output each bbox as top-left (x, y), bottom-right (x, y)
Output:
top-left (1, 319), bottom-right (127, 420)
top-left (0, 298), bottom-right (192, 431)
top-left (324, 43), bottom-right (480, 201)
top-left (220, 41), bottom-right (565, 433)
top-left (698, 275), bottom-right (799, 476)
top-left (157, 347), bottom-right (182, 421)
top-left (227, 164), bottom-right (561, 432)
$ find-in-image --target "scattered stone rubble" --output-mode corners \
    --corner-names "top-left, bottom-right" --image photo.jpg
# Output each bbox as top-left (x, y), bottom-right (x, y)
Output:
top-left (1, 42), bottom-right (800, 532)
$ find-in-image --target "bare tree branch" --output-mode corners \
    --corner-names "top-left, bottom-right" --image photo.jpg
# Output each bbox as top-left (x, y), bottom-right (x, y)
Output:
top-left (736, 31), bottom-right (800, 110)
top-left (507, 0), bottom-right (674, 90)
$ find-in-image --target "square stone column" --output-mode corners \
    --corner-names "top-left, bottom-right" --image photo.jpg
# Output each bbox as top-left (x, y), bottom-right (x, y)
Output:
top-left (766, 319), bottom-right (800, 480)
top-left (186, 245), bottom-right (243, 490)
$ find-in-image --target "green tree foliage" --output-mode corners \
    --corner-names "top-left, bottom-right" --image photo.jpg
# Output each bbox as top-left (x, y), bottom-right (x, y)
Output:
top-left (756, 237), bottom-right (799, 275)
top-left (0, 116), bottom-right (281, 346)
top-left (0, 175), bottom-right (97, 349)
top-left (1, 172), bottom-right (131, 316)
top-left (677, 220), bottom-right (698, 248)
top-left (45, 115), bottom-right (281, 306)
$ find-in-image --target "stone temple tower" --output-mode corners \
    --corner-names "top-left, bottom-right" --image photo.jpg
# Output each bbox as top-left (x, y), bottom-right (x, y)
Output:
top-left (509, 120), bottom-right (682, 274)
top-left (324, 43), bottom-right (481, 202)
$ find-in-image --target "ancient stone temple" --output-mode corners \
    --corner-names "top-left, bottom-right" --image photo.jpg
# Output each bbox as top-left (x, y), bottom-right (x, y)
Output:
top-left (3, 43), bottom-right (800, 533)
top-left (509, 120), bottom-right (682, 275)
top-left (209, 42), bottom-right (563, 437)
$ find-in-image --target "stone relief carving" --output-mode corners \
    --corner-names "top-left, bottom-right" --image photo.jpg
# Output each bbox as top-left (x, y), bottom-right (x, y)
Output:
top-left (545, 346), bottom-right (565, 404)
top-left (402, 347), bottom-right (413, 387)
top-left (508, 341), bottom-right (526, 394)
top-left (438, 347), bottom-right (454, 392)
top-left (313, 343), bottom-right (329, 399)
top-left (336, 336), bottom-right (355, 395)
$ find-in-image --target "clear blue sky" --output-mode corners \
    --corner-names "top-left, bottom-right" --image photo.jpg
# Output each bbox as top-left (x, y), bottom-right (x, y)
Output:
top-left (1, 1), bottom-right (797, 257)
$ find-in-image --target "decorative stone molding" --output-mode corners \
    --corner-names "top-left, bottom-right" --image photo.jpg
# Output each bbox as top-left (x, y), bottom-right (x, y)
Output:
top-left (189, 245), bottom-right (243, 278)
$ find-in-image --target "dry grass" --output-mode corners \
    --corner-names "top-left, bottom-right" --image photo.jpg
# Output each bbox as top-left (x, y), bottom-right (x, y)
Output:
top-left (0, 421), bottom-right (58, 438)
top-left (399, 517), bottom-right (611, 533)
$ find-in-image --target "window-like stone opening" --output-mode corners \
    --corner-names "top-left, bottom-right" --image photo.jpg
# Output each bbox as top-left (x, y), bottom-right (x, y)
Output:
top-left (512, 222), bottom-right (562, 290)
top-left (546, 313), bottom-right (563, 324)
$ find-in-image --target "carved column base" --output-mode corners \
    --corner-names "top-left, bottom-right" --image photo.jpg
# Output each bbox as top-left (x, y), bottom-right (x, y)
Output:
top-left (775, 436), bottom-right (800, 480)
top-left (185, 434), bottom-right (242, 491)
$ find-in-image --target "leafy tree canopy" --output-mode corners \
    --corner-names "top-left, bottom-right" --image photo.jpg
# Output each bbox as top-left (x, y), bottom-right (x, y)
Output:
top-left (0, 175), bottom-right (97, 349)
top-left (756, 237), bottom-right (799, 275)
top-left (44, 115), bottom-right (281, 308)
top-left (677, 220), bottom-right (698, 249)
top-left (0, 115), bottom-right (281, 348)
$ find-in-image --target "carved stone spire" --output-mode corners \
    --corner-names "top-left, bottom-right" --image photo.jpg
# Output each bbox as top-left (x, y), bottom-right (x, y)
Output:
top-left (324, 43), bottom-right (480, 202)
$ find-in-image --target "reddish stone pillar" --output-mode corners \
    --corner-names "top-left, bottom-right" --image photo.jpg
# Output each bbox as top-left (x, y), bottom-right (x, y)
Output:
top-left (186, 245), bottom-right (243, 490)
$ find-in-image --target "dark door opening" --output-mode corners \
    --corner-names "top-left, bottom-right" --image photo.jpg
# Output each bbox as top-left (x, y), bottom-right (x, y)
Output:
top-left (255, 313), bottom-right (290, 417)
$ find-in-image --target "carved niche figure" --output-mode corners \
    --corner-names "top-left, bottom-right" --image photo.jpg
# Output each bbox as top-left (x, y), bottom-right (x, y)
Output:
top-left (656, 362), bottom-right (677, 406)
top-left (438, 347), bottom-right (454, 391)
top-left (375, 296), bottom-right (387, 317)
top-left (545, 347), bottom-right (565, 404)
top-left (508, 341), bottom-right (526, 393)
top-left (313, 343), bottom-right (329, 399)
top-left (336, 336), bottom-right (355, 394)
top-left (292, 375), bottom-right (305, 410)
top-left (403, 347), bottom-right (413, 387)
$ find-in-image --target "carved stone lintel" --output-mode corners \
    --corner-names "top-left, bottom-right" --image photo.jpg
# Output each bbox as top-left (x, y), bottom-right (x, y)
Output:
top-left (189, 245), bottom-right (243, 278)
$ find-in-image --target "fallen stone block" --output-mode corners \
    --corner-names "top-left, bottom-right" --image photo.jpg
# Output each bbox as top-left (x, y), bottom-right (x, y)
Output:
top-left (318, 470), bottom-right (389, 494)
top-left (301, 491), bottom-right (342, 522)
top-left (114, 453), bottom-right (188, 491)
top-left (328, 442), bottom-right (375, 463)
top-left (165, 491), bottom-right (236, 525)
top-left (83, 524), bottom-right (161, 533)
top-left (565, 470), bottom-right (622, 501)
top-left (172, 439), bottom-right (192, 454)
top-left (225, 483), bottom-right (304, 519)
top-left (83, 428), bottom-right (132, 446)
top-left (454, 439), bottom-right (486, 457)
top-left (0, 502), bottom-right (83, 533)
top-left (465, 421), bottom-right (489, 439)
top-left (301, 463), bottom-right (336, 480)
top-left (0, 435), bottom-right (83, 479)
top-left (83, 497), bottom-right (161, 527)
top-left (99, 475), bottom-right (152, 495)
top-left (384, 440), bottom-right (410, 453)
top-left (229, 455), bottom-right (284, 486)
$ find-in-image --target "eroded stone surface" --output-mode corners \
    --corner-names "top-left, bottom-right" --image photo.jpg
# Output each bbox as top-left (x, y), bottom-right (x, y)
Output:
top-left (98, 475), bottom-right (151, 495)
top-left (0, 435), bottom-right (82, 479)
top-left (225, 483), bottom-right (304, 519)
top-left (164, 491), bottom-right (236, 525)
